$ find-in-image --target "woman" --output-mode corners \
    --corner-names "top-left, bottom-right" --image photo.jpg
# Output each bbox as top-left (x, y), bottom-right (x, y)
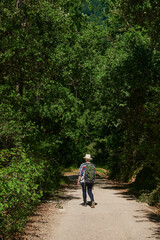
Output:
top-left (77, 154), bottom-right (96, 208)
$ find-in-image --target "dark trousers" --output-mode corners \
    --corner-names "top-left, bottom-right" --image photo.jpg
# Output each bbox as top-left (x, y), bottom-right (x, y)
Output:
top-left (81, 182), bottom-right (94, 203)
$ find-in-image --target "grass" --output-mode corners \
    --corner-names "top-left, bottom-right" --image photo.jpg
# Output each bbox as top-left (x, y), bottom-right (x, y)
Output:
top-left (96, 168), bottom-right (107, 174)
top-left (63, 166), bottom-right (78, 173)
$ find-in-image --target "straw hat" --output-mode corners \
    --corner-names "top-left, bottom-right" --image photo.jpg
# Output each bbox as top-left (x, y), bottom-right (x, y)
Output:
top-left (83, 154), bottom-right (92, 160)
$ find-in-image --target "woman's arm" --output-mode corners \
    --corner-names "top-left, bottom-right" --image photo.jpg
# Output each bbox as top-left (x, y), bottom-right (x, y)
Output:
top-left (77, 175), bottom-right (81, 186)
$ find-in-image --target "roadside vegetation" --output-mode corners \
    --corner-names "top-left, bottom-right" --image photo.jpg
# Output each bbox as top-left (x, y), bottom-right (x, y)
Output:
top-left (0, 0), bottom-right (160, 238)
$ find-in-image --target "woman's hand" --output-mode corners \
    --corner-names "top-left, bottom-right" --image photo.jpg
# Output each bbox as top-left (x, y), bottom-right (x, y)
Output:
top-left (77, 181), bottom-right (80, 186)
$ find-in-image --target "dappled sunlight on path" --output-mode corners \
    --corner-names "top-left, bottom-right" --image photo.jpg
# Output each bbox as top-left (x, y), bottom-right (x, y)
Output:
top-left (23, 172), bottom-right (160, 240)
top-left (50, 173), bottom-right (160, 240)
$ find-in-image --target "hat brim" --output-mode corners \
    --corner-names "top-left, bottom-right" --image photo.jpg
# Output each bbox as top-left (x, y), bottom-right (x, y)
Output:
top-left (83, 157), bottom-right (92, 160)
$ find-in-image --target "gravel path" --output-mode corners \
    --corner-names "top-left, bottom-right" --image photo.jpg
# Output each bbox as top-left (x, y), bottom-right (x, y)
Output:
top-left (24, 173), bottom-right (160, 240)
top-left (50, 175), bottom-right (160, 240)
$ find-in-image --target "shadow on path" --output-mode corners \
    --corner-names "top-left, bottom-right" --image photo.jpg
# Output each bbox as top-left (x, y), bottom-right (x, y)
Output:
top-left (23, 173), bottom-right (160, 240)
top-left (134, 210), bottom-right (160, 239)
top-left (97, 175), bottom-right (160, 240)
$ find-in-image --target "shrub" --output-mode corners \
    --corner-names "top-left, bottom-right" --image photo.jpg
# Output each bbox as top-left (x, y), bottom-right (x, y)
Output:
top-left (148, 185), bottom-right (160, 206)
top-left (0, 147), bottom-right (60, 239)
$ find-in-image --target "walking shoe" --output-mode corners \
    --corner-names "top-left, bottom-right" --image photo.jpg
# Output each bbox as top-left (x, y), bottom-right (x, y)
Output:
top-left (91, 202), bottom-right (95, 208)
top-left (82, 202), bottom-right (87, 207)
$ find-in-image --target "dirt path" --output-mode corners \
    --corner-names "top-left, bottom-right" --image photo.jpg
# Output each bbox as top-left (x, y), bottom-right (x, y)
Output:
top-left (24, 172), bottom-right (160, 240)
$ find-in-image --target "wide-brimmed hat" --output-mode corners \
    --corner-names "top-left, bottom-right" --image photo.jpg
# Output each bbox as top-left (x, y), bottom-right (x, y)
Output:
top-left (83, 154), bottom-right (92, 160)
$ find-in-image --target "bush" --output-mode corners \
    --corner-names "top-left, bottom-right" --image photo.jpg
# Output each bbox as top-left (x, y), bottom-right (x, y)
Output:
top-left (148, 185), bottom-right (160, 206)
top-left (132, 166), bottom-right (157, 191)
top-left (0, 147), bottom-right (60, 239)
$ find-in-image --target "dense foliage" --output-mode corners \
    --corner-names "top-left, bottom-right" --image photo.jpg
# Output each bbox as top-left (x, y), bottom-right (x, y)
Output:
top-left (90, 0), bottom-right (160, 203)
top-left (0, 0), bottom-right (160, 238)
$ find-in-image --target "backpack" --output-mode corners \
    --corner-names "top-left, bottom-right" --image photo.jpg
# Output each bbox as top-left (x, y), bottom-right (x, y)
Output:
top-left (84, 163), bottom-right (95, 183)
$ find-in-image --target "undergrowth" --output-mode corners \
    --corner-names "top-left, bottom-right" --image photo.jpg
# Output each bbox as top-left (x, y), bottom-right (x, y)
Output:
top-left (0, 147), bottom-right (61, 240)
